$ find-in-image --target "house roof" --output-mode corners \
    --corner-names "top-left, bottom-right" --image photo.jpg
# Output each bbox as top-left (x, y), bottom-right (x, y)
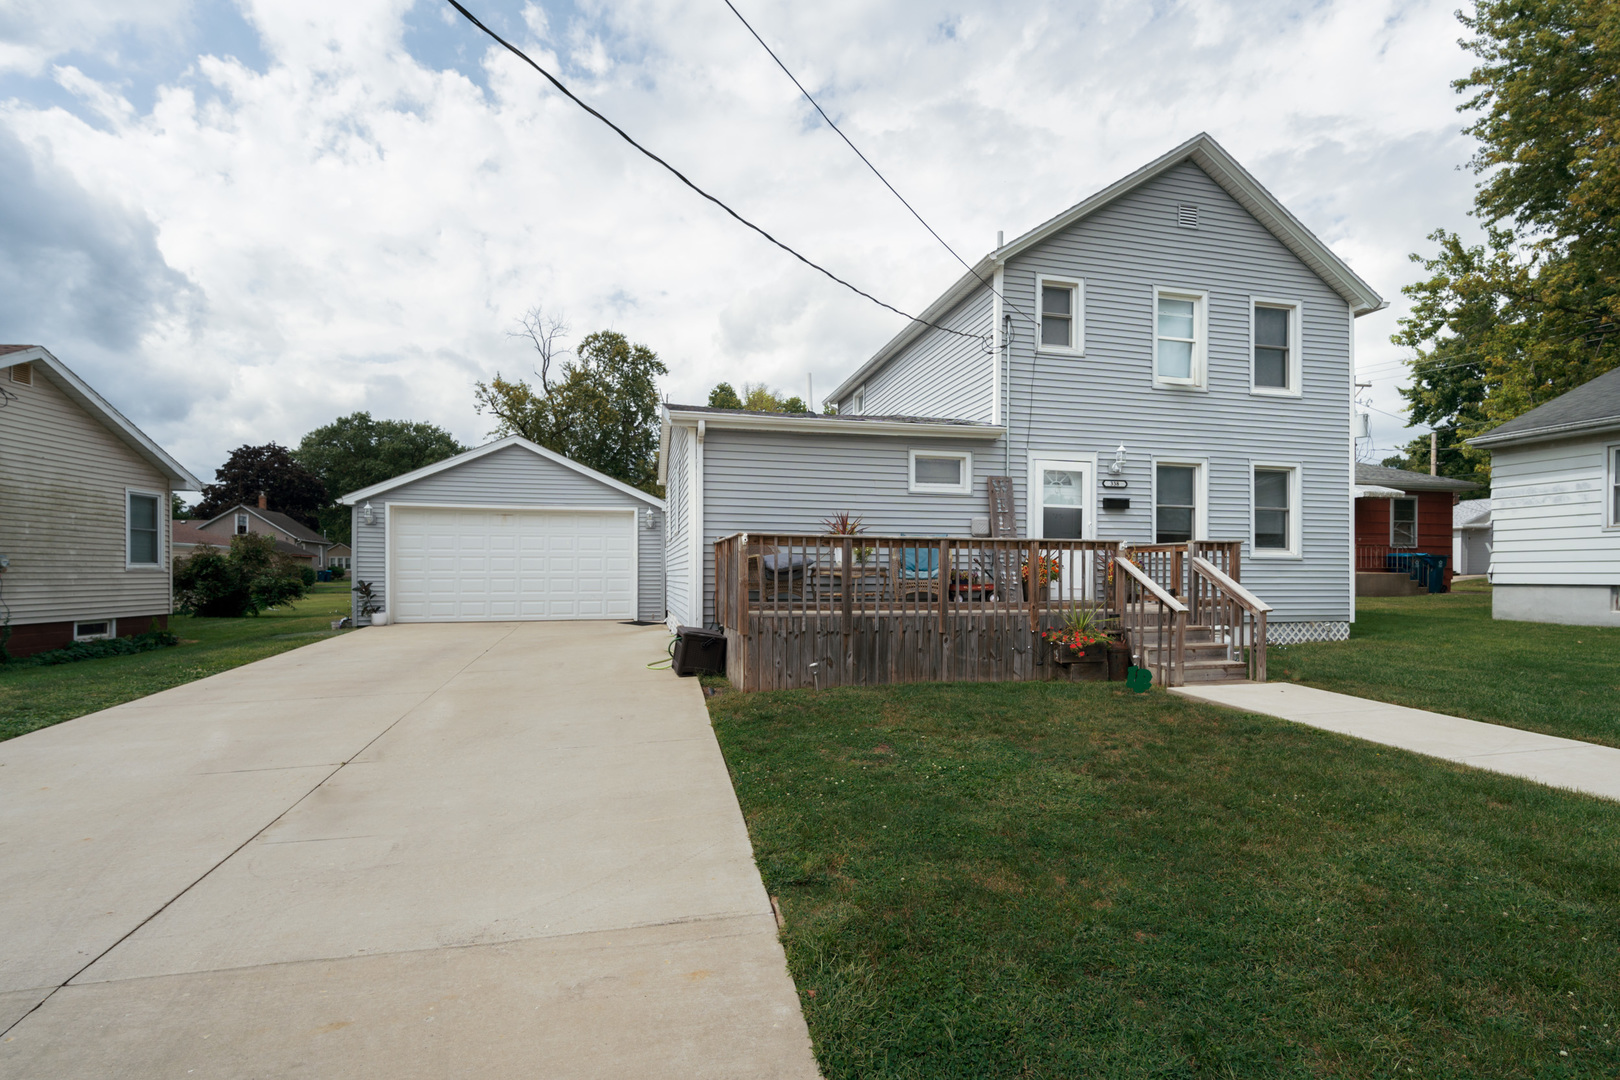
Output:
top-left (338, 435), bottom-right (666, 508)
top-left (171, 521), bottom-right (312, 559)
top-left (0, 346), bottom-right (202, 489)
top-left (1354, 463), bottom-right (1479, 493)
top-left (829, 133), bottom-right (1386, 405)
top-left (195, 505), bottom-right (331, 545)
top-left (1469, 366), bottom-right (1620, 448)
top-left (1454, 499), bottom-right (1492, 528)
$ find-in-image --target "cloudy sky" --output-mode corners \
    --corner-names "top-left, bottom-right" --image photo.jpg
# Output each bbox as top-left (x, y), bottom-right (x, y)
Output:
top-left (1, 0), bottom-right (1483, 485)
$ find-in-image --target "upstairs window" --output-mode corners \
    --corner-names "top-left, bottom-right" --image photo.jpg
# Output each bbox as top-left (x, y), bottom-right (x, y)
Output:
top-left (1252, 300), bottom-right (1302, 395)
top-left (128, 492), bottom-right (160, 567)
top-left (1154, 288), bottom-right (1206, 388)
top-left (1390, 497), bottom-right (1418, 547)
top-left (236, 512), bottom-right (249, 534)
top-left (909, 450), bottom-right (971, 495)
top-left (1037, 276), bottom-right (1083, 353)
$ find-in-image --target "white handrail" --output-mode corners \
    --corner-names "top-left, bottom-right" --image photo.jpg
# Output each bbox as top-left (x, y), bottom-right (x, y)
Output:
top-left (1189, 556), bottom-right (1272, 612)
top-left (1114, 557), bottom-right (1188, 612)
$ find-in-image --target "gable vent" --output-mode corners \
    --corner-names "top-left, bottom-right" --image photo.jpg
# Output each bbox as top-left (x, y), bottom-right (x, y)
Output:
top-left (9, 362), bottom-right (31, 385)
top-left (1176, 204), bottom-right (1199, 229)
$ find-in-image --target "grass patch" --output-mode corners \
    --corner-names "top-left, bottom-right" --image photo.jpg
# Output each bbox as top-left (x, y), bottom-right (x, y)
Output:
top-left (1273, 579), bottom-right (1620, 748)
top-left (0, 582), bottom-right (353, 742)
top-left (710, 680), bottom-right (1620, 1078)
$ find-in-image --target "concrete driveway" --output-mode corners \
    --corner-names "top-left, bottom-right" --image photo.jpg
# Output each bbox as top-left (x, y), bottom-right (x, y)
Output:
top-left (0, 622), bottom-right (818, 1078)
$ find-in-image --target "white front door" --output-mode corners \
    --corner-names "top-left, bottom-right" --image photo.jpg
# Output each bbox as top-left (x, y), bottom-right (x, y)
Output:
top-left (1027, 456), bottom-right (1097, 602)
top-left (389, 507), bottom-right (636, 622)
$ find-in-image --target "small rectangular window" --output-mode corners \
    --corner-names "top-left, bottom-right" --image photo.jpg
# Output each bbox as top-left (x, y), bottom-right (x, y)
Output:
top-left (236, 512), bottom-right (249, 534)
top-left (73, 620), bottom-right (112, 641)
top-left (1036, 276), bottom-right (1083, 352)
top-left (1154, 289), bottom-right (1205, 387)
top-left (909, 450), bottom-right (971, 494)
top-left (1155, 465), bottom-right (1197, 543)
top-left (128, 492), bottom-right (159, 566)
top-left (1254, 469), bottom-right (1291, 551)
top-left (1391, 497), bottom-right (1418, 547)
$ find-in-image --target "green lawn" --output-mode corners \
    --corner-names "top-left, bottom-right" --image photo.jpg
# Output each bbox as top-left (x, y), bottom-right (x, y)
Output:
top-left (710, 681), bottom-right (1620, 1079)
top-left (0, 582), bottom-right (354, 742)
top-left (1272, 579), bottom-right (1620, 749)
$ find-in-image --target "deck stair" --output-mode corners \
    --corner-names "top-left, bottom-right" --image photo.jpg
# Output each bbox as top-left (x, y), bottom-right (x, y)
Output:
top-left (1114, 555), bottom-right (1272, 687)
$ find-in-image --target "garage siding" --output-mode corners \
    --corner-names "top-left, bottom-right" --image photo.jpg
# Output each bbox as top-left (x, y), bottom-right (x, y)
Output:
top-left (349, 444), bottom-right (664, 624)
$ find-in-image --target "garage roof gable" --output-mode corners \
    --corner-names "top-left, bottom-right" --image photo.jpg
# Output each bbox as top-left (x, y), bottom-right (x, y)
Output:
top-left (339, 435), bottom-right (666, 509)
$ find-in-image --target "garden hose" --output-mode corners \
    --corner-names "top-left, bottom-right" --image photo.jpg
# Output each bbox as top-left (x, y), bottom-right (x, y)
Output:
top-left (647, 635), bottom-right (677, 670)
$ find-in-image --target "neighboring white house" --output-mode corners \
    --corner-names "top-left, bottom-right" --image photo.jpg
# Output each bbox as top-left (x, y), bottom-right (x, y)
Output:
top-left (0, 346), bottom-right (201, 657)
top-left (1470, 366), bottom-right (1620, 625)
top-left (662, 133), bottom-right (1384, 642)
top-left (1452, 499), bottom-right (1492, 576)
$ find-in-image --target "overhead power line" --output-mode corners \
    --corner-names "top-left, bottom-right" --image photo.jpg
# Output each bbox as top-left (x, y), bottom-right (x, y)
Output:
top-left (444, 0), bottom-right (982, 342)
top-left (720, 0), bottom-right (1041, 335)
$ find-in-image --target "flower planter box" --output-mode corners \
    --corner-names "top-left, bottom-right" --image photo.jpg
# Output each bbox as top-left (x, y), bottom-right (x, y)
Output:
top-left (1050, 641), bottom-right (1130, 682)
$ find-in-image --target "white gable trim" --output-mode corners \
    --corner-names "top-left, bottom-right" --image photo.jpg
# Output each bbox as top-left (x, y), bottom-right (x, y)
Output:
top-left (339, 435), bottom-right (666, 509)
top-left (1, 346), bottom-right (202, 489)
top-left (829, 132), bottom-right (1386, 405)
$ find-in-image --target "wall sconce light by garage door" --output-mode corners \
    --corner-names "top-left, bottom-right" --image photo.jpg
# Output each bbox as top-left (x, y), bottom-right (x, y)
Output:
top-left (361, 501), bottom-right (375, 526)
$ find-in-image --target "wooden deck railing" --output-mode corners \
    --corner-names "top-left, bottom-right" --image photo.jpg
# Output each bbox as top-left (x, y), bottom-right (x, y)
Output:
top-left (713, 533), bottom-right (1120, 690)
top-left (1119, 540), bottom-right (1242, 600)
top-left (1112, 556), bottom-right (1186, 687)
top-left (1188, 556), bottom-right (1272, 682)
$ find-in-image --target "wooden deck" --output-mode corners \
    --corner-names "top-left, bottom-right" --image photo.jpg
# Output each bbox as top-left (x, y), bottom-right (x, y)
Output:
top-left (712, 534), bottom-right (1265, 691)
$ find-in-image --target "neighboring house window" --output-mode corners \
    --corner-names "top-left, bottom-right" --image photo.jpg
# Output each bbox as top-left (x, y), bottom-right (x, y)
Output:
top-left (1390, 497), bottom-right (1418, 547)
top-left (1611, 446), bottom-right (1620, 526)
top-left (1153, 288), bottom-right (1207, 388)
top-left (854, 387), bottom-right (865, 414)
top-left (127, 491), bottom-right (160, 567)
top-left (73, 620), bottom-right (112, 641)
top-left (1036, 276), bottom-right (1083, 353)
top-left (1252, 465), bottom-right (1300, 556)
top-left (1155, 464), bottom-right (1198, 543)
top-left (909, 450), bottom-right (972, 495)
top-left (1251, 300), bottom-right (1301, 395)
top-left (235, 513), bottom-right (248, 534)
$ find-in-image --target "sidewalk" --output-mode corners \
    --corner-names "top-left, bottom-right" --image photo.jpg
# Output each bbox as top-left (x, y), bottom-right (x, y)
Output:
top-left (1170, 682), bottom-right (1620, 803)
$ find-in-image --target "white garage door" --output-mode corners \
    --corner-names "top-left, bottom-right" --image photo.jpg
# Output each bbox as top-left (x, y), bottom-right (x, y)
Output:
top-left (390, 507), bottom-right (636, 622)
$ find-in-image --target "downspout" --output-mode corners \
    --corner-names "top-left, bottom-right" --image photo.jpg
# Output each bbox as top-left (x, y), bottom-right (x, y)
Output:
top-left (1003, 313), bottom-right (1013, 476)
top-left (693, 419), bottom-right (706, 627)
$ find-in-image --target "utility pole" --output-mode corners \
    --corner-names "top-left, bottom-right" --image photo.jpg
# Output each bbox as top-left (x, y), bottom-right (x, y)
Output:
top-left (1430, 430), bottom-right (1438, 475)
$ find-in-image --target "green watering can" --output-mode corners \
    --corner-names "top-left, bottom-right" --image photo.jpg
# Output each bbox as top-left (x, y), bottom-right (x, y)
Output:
top-left (1125, 666), bottom-right (1153, 693)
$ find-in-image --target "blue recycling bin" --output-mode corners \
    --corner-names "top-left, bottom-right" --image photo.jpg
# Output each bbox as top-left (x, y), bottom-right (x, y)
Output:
top-left (1422, 553), bottom-right (1450, 593)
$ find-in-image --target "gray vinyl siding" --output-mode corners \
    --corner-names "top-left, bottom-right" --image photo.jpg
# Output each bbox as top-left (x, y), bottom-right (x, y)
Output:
top-left (1488, 435), bottom-right (1620, 585)
top-left (992, 160), bottom-right (1353, 623)
top-left (854, 287), bottom-right (995, 420)
top-left (349, 443), bottom-right (664, 623)
top-left (664, 423), bottom-right (692, 625)
top-left (697, 428), bottom-right (1000, 623)
top-left (0, 366), bottom-right (173, 625)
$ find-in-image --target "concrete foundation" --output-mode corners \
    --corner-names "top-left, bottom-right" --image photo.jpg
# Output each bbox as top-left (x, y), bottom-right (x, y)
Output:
top-left (1355, 572), bottom-right (1422, 597)
top-left (1493, 583), bottom-right (1620, 627)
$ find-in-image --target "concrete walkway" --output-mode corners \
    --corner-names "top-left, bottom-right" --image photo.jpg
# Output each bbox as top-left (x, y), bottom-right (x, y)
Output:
top-left (1171, 682), bottom-right (1620, 803)
top-left (0, 622), bottom-right (818, 1079)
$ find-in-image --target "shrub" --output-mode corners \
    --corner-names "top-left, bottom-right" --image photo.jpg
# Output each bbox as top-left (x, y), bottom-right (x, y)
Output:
top-left (300, 566), bottom-right (317, 587)
top-left (18, 630), bottom-right (179, 667)
top-left (174, 534), bottom-right (307, 617)
top-left (329, 565), bottom-right (346, 581)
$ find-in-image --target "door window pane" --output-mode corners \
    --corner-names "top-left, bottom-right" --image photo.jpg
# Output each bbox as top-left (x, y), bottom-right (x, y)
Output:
top-left (1041, 285), bottom-right (1072, 347)
top-left (1155, 465), bottom-right (1196, 543)
top-left (1391, 498), bottom-right (1417, 547)
top-left (1254, 469), bottom-right (1290, 550)
top-left (1041, 469), bottom-right (1084, 538)
top-left (129, 493), bottom-right (159, 564)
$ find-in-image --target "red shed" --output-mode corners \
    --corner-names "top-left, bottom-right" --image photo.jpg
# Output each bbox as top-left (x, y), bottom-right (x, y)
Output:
top-left (1354, 464), bottom-right (1479, 594)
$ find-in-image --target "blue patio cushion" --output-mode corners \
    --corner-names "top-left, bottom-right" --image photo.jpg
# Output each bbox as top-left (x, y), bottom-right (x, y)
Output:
top-left (898, 546), bottom-right (941, 578)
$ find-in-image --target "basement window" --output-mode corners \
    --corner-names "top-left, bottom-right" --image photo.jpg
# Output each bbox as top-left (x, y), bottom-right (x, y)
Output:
top-left (74, 620), bottom-right (112, 641)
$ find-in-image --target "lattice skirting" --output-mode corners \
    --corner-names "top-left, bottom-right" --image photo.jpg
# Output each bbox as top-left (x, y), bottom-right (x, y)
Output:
top-left (1266, 621), bottom-right (1350, 645)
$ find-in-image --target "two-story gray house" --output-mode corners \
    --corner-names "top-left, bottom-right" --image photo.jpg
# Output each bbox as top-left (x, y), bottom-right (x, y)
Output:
top-left (660, 133), bottom-right (1384, 645)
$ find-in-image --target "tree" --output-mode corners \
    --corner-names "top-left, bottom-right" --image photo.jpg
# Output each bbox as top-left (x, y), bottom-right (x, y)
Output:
top-left (193, 444), bottom-right (327, 529)
top-left (295, 413), bottom-right (467, 544)
top-left (170, 494), bottom-right (190, 521)
top-left (708, 382), bottom-right (742, 409)
top-left (780, 396), bottom-right (807, 413)
top-left (475, 328), bottom-right (667, 495)
top-left (1395, 0), bottom-right (1620, 488)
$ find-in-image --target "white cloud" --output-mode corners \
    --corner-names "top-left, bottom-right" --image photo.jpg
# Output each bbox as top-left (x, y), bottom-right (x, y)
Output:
top-left (0, 0), bottom-right (1482, 478)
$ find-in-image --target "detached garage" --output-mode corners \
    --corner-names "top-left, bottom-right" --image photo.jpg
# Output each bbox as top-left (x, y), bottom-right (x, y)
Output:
top-left (340, 436), bottom-right (665, 625)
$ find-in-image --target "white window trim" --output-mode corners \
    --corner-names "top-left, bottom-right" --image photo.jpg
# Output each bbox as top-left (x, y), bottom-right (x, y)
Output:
top-left (908, 449), bottom-right (973, 495)
top-left (125, 487), bottom-right (165, 570)
top-left (1249, 296), bottom-right (1303, 398)
top-left (1152, 286), bottom-right (1209, 390)
top-left (73, 620), bottom-right (113, 642)
top-left (235, 512), bottom-right (249, 535)
top-left (1607, 443), bottom-right (1620, 529)
top-left (1150, 457), bottom-right (1209, 543)
top-left (853, 386), bottom-right (866, 415)
top-left (1389, 496), bottom-right (1419, 547)
top-left (1249, 461), bottom-right (1303, 560)
top-left (1025, 452), bottom-right (1097, 540)
top-left (1034, 274), bottom-right (1085, 356)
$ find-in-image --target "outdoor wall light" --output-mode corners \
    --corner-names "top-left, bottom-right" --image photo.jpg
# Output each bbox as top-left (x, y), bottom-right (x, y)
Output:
top-left (1110, 445), bottom-right (1128, 474)
top-left (361, 501), bottom-right (375, 526)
